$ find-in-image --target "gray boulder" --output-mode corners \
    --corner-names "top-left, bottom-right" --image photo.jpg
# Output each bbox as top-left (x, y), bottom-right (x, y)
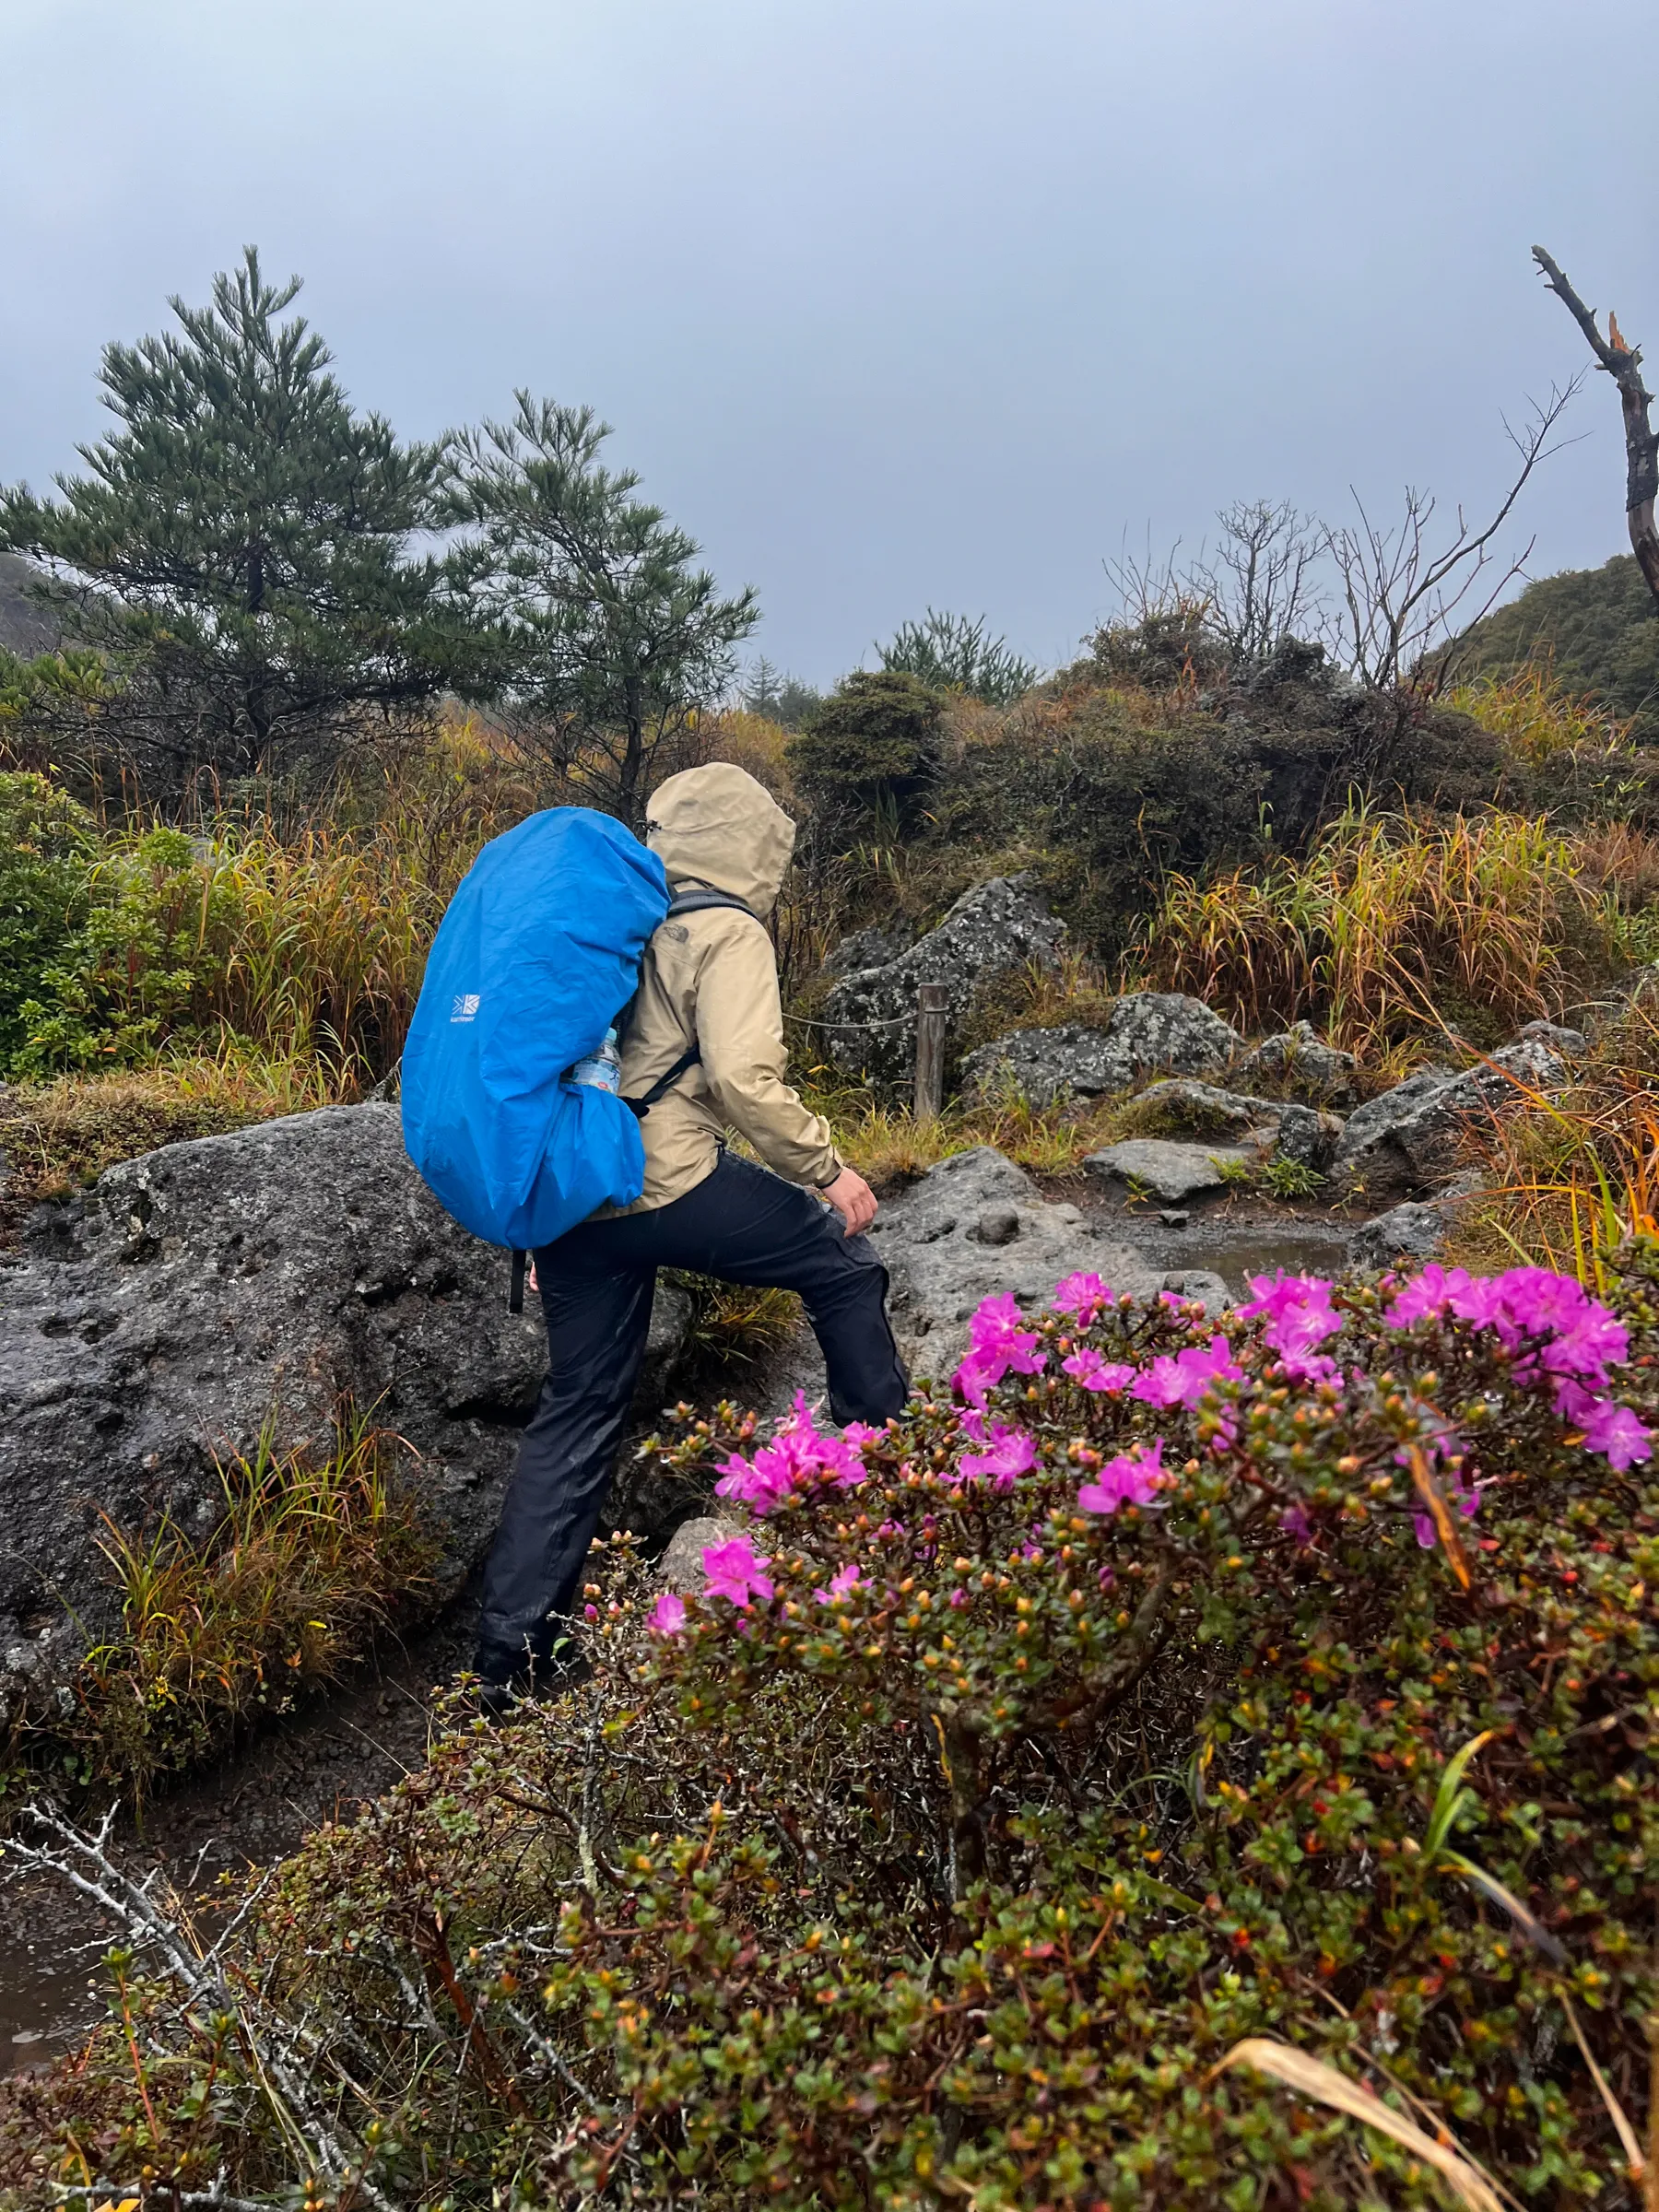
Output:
top-left (1335, 1038), bottom-right (1566, 1189)
top-left (1347, 1202), bottom-right (1450, 1271)
top-left (1083, 1138), bottom-right (1256, 1205)
top-left (962, 994), bottom-right (1243, 1108)
top-left (1118, 1080), bottom-right (1341, 1174)
top-left (1121, 1078), bottom-right (1272, 1142)
top-left (825, 877), bottom-right (1065, 1086)
top-left (1231, 1021), bottom-right (1358, 1105)
top-left (961, 1024), bottom-right (1131, 1109)
top-left (821, 921), bottom-right (912, 978)
top-left (865, 1147), bottom-right (1162, 1384)
top-left (0, 1105), bottom-right (691, 1684)
top-left (1512, 1018), bottom-right (1587, 1058)
top-left (1273, 1103), bottom-right (1345, 1174)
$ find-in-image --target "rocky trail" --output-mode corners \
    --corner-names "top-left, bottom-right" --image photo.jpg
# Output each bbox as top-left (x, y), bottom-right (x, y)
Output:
top-left (0, 880), bottom-right (1588, 2064)
top-left (0, 1129), bottom-right (1377, 2063)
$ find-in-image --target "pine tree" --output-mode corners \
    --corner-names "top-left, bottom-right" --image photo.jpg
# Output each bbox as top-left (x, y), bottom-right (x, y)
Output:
top-left (449, 394), bottom-right (759, 823)
top-left (0, 249), bottom-right (482, 792)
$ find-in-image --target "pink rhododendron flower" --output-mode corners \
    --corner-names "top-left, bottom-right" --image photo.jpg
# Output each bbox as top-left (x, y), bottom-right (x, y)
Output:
top-left (1077, 1438), bottom-right (1165, 1515)
top-left (714, 1391), bottom-right (865, 1515)
top-left (814, 1562), bottom-right (864, 1605)
top-left (648, 1590), bottom-right (687, 1636)
top-left (700, 1536), bottom-right (775, 1609)
top-left (1052, 1271), bottom-right (1113, 1325)
top-left (1132, 1335), bottom-right (1242, 1411)
top-left (1573, 1393), bottom-right (1653, 1471)
top-left (961, 1421), bottom-right (1038, 1491)
top-left (1279, 1504), bottom-right (1312, 1544)
top-left (1239, 1273), bottom-right (1343, 1375)
top-left (1386, 1261), bottom-right (1647, 1465)
top-left (1063, 1345), bottom-right (1136, 1394)
top-left (1388, 1264), bottom-right (1629, 1385)
top-left (954, 1291), bottom-right (1047, 1405)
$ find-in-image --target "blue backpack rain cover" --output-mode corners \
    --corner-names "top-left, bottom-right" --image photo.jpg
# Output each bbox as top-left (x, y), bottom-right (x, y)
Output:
top-left (401, 807), bottom-right (670, 1250)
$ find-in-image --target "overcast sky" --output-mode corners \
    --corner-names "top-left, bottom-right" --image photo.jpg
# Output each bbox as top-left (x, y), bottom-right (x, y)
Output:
top-left (2, 0), bottom-right (1653, 684)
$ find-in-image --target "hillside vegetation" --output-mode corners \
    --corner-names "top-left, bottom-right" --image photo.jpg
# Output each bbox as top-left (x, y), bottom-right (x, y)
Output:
top-left (1461, 554), bottom-right (1659, 744)
top-left (6, 254), bottom-right (1659, 2210)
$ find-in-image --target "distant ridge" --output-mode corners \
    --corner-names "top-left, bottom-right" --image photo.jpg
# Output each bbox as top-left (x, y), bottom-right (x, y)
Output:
top-left (1461, 553), bottom-right (1659, 742)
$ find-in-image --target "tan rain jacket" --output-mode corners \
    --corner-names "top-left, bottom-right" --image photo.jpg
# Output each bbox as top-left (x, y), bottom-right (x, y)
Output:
top-left (608, 761), bottom-right (843, 1214)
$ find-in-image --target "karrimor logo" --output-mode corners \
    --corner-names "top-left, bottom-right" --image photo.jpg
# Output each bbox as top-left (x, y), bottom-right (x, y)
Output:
top-left (451, 993), bottom-right (481, 1023)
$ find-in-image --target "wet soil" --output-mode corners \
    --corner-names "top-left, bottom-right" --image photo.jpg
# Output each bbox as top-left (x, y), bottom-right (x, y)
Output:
top-left (0, 1609), bottom-right (474, 2064)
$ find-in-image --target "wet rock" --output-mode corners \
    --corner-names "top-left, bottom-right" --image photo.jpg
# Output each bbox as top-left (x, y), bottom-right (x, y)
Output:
top-left (825, 877), bottom-right (1065, 1086)
top-left (659, 1515), bottom-right (747, 1592)
top-left (1348, 1202), bottom-right (1449, 1271)
top-left (0, 1104), bottom-right (692, 1678)
top-left (1335, 1039), bottom-right (1567, 1190)
top-left (963, 994), bottom-right (1243, 1108)
top-left (864, 1147), bottom-right (1161, 1383)
top-left (971, 1205), bottom-right (1021, 1246)
top-left (1511, 1018), bottom-right (1587, 1058)
top-left (1273, 1103), bottom-right (1344, 1174)
top-left (1231, 1021), bottom-right (1358, 1105)
top-left (821, 921), bottom-right (912, 977)
top-left (1083, 1138), bottom-right (1256, 1205)
top-left (1160, 1269), bottom-right (1230, 1314)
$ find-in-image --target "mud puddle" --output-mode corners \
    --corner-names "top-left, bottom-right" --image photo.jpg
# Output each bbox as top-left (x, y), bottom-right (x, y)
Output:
top-left (0, 1610), bottom-right (473, 2065)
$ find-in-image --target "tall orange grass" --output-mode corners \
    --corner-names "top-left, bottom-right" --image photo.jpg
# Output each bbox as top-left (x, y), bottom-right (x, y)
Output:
top-left (1141, 802), bottom-right (1629, 1062)
top-left (1445, 663), bottom-right (1633, 764)
top-left (1447, 999), bottom-right (1659, 1289)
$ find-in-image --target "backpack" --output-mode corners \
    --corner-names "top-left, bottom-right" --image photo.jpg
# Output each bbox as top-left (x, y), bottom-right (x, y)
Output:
top-left (401, 806), bottom-right (750, 1258)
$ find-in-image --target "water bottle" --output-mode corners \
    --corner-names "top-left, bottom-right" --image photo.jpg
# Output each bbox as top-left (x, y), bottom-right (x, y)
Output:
top-left (569, 1026), bottom-right (623, 1094)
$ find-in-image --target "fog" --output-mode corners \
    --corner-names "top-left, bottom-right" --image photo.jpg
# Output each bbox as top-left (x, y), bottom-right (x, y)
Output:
top-left (1, 0), bottom-right (1652, 680)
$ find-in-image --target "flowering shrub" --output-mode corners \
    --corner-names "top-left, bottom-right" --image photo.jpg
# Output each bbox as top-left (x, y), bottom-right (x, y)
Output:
top-left (8, 1249), bottom-right (1659, 2208)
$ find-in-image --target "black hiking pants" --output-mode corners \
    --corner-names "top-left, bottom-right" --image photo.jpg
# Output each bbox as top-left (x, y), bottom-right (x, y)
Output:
top-left (476, 1153), bottom-right (908, 1661)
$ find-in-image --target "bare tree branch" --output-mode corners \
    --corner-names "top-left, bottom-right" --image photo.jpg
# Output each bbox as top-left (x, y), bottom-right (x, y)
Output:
top-left (1317, 378), bottom-right (1581, 693)
top-left (1533, 244), bottom-right (1659, 615)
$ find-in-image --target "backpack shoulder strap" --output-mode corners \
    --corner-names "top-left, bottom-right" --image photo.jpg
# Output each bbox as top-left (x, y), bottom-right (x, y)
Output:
top-left (621, 889), bottom-right (760, 1118)
top-left (667, 887), bottom-right (759, 922)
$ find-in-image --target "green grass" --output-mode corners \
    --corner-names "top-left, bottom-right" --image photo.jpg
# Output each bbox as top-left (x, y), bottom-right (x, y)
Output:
top-left (13, 1408), bottom-right (439, 1802)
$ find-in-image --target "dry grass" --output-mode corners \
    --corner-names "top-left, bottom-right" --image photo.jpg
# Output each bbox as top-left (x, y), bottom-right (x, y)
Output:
top-left (0, 1047), bottom-right (330, 1245)
top-left (62, 1408), bottom-right (438, 1795)
top-left (1445, 999), bottom-right (1659, 1288)
top-left (1445, 662), bottom-right (1633, 764)
top-left (803, 1075), bottom-right (1129, 1188)
top-left (1141, 801), bottom-right (1631, 1062)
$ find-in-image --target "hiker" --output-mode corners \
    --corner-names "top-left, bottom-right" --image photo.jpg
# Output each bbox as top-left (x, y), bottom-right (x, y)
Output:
top-left (472, 762), bottom-right (908, 1704)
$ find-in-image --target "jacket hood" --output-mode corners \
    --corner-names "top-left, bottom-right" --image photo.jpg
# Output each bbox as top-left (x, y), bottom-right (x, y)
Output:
top-left (645, 762), bottom-right (796, 918)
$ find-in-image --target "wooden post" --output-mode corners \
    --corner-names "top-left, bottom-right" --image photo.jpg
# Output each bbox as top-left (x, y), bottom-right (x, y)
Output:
top-left (914, 981), bottom-right (948, 1123)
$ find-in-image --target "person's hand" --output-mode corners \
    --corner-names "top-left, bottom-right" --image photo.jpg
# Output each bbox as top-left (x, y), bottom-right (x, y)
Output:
top-left (526, 1258), bottom-right (538, 1293)
top-left (822, 1167), bottom-right (877, 1237)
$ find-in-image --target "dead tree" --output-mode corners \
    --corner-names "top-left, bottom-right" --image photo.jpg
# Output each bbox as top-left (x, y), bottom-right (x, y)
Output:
top-left (1534, 246), bottom-right (1659, 614)
top-left (1319, 379), bottom-right (1579, 697)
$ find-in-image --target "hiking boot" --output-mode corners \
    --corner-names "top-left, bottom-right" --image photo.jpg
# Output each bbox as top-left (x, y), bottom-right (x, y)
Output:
top-left (465, 1633), bottom-right (591, 1721)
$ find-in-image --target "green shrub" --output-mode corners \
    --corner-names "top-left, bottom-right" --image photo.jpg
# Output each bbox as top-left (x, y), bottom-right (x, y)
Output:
top-left (14, 825), bottom-right (247, 1075)
top-left (787, 669), bottom-right (944, 837)
top-left (0, 771), bottom-right (97, 1073)
top-left (1460, 554), bottom-right (1659, 747)
top-left (13, 1249), bottom-right (1659, 2207)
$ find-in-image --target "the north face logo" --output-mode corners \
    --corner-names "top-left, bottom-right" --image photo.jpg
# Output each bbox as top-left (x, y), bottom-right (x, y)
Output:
top-left (451, 993), bottom-right (481, 1022)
